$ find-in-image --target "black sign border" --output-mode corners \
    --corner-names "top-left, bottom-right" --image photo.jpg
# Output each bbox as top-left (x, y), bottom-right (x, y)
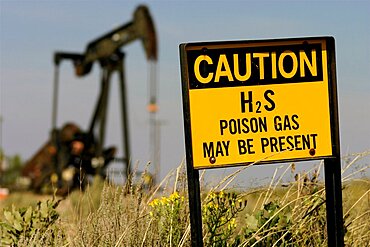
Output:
top-left (180, 36), bottom-right (339, 170)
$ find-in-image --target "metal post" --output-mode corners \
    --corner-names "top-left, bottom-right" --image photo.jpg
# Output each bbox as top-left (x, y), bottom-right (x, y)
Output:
top-left (52, 64), bottom-right (59, 131)
top-left (148, 60), bottom-right (159, 183)
top-left (88, 70), bottom-right (106, 134)
top-left (153, 119), bottom-right (161, 184)
top-left (324, 36), bottom-right (344, 247)
top-left (186, 165), bottom-right (204, 247)
top-left (97, 68), bottom-right (111, 157)
top-left (0, 115), bottom-right (3, 185)
top-left (118, 54), bottom-right (131, 179)
top-left (324, 158), bottom-right (344, 246)
top-left (180, 43), bottom-right (204, 246)
top-left (51, 63), bottom-right (62, 187)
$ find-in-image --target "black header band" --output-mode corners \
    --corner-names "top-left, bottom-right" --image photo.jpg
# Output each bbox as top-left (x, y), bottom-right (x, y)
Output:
top-left (187, 43), bottom-right (324, 90)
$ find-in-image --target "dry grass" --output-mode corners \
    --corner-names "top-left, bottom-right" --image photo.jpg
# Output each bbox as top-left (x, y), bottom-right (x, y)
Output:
top-left (1, 151), bottom-right (369, 246)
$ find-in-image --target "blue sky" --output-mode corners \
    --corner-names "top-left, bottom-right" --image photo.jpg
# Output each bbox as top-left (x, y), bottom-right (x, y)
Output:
top-left (1, 0), bottom-right (369, 183)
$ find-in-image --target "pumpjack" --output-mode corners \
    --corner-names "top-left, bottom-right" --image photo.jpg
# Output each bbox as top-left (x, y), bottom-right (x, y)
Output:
top-left (21, 5), bottom-right (158, 194)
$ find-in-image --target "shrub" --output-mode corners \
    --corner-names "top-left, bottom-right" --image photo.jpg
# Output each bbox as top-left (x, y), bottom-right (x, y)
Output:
top-left (149, 192), bottom-right (188, 246)
top-left (0, 196), bottom-right (65, 246)
top-left (203, 191), bottom-right (245, 246)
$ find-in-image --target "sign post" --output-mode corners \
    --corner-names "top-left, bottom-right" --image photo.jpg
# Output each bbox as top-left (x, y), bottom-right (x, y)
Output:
top-left (180, 53), bottom-right (204, 246)
top-left (180, 37), bottom-right (343, 247)
top-left (325, 158), bottom-right (344, 246)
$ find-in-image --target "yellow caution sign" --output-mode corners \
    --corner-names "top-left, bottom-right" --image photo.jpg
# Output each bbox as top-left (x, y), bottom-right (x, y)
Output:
top-left (180, 37), bottom-right (338, 169)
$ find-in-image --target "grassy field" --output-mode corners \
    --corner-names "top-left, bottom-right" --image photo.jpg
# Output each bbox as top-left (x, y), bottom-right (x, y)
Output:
top-left (1, 151), bottom-right (369, 246)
